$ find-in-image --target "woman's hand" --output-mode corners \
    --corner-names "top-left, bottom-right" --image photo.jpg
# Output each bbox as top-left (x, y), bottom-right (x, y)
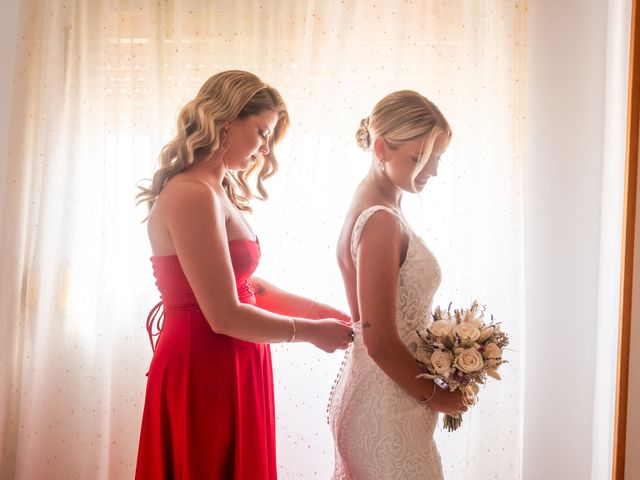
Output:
top-left (308, 301), bottom-right (351, 323)
top-left (303, 318), bottom-right (354, 353)
top-left (427, 386), bottom-right (468, 417)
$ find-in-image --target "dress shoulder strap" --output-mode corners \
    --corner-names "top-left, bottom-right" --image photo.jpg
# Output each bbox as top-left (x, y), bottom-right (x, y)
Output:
top-left (350, 205), bottom-right (402, 265)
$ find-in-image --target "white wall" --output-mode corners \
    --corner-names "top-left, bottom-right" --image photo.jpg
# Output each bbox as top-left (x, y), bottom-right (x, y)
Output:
top-left (525, 1), bottom-right (609, 479)
top-left (596, 0), bottom-right (631, 478)
top-left (0, 0), bottom-right (20, 223)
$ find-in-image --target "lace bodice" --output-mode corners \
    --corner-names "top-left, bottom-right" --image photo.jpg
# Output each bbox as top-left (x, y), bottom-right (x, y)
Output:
top-left (350, 206), bottom-right (441, 346)
top-left (328, 205), bottom-right (444, 479)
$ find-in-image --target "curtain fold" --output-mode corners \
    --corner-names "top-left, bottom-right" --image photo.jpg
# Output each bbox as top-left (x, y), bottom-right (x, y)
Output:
top-left (0, 1), bottom-right (526, 478)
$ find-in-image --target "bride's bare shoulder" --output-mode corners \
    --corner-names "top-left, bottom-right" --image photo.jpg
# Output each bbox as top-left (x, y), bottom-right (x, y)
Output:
top-left (337, 202), bottom-right (379, 260)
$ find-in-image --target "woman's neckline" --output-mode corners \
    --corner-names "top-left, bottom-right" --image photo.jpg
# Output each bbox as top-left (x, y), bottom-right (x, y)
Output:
top-left (150, 238), bottom-right (259, 259)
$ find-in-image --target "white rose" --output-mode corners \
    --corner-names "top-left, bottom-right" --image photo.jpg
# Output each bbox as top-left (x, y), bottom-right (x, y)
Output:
top-left (430, 350), bottom-right (454, 376)
top-left (455, 322), bottom-right (481, 342)
top-left (483, 342), bottom-right (502, 359)
top-left (428, 320), bottom-right (454, 338)
top-left (454, 348), bottom-right (484, 373)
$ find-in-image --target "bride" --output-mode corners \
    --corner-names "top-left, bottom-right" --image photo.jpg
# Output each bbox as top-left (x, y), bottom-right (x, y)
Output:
top-left (328, 90), bottom-right (467, 479)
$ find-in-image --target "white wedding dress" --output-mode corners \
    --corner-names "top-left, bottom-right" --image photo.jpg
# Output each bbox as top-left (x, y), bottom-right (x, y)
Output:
top-left (328, 206), bottom-right (444, 480)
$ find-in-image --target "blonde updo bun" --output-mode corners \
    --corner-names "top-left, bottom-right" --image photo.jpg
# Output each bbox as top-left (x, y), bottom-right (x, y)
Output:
top-left (355, 117), bottom-right (372, 151)
top-left (357, 90), bottom-right (452, 190)
top-left (359, 90), bottom-right (451, 152)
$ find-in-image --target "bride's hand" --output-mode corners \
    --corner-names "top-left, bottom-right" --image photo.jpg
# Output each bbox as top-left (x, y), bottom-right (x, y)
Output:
top-left (427, 387), bottom-right (468, 417)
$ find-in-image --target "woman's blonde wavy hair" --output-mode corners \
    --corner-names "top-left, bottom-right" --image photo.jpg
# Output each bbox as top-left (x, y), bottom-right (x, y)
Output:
top-left (355, 90), bottom-right (451, 191)
top-left (137, 70), bottom-right (289, 216)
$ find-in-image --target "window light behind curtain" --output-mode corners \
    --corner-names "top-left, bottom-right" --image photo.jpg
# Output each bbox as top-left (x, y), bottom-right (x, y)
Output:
top-left (0, 1), bottom-right (526, 478)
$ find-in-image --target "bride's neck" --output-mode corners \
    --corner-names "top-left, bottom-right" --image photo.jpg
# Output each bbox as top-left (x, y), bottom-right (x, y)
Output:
top-left (364, 165), bottom-right (402, 208)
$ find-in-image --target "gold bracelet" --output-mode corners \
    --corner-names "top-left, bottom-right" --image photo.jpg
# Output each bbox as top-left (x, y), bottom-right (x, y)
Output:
top-left (417, 381), bottom-right (437, 404)
top-left (289, 317), bottom-right (297, 342)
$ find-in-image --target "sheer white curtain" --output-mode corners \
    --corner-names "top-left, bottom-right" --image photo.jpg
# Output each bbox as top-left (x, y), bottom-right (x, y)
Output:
top-left (0, 1), bottom-right (526, 478)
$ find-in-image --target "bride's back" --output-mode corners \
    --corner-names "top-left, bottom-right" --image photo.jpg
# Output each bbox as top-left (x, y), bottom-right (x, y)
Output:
top-left (335, 188), bottom-right (410, 327)
top-left (336, 203), bottom-right (363, 324)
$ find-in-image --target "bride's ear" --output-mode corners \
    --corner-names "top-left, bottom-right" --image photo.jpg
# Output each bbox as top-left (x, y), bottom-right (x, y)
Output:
top-left (373, 137), bottom-right (387, 160)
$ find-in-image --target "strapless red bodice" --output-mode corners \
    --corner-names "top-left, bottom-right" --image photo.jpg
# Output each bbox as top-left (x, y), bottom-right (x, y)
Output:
top-left (150, 238), bottom-right (260, 307)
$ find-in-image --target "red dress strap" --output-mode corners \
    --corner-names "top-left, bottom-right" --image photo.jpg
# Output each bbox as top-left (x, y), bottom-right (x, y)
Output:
top-left (146, 301), bottom-right (164, 352)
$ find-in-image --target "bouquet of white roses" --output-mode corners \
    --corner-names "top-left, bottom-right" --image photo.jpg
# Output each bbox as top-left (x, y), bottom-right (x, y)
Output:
top-left (415, 300), bottom-right (509, 431)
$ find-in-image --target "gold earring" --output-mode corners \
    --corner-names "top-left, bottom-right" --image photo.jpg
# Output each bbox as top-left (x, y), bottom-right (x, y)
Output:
top-left (220, 128), bottom-right (229, 151)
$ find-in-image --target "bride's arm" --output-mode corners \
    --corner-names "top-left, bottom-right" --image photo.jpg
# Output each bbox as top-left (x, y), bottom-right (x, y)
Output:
top-left (250, 276), bottom-right (351, 322)
top-left (356, 211), bottom-right (465, 416)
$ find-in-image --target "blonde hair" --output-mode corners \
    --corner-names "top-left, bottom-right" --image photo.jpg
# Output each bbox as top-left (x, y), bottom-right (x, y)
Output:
top-left (356, 90), bottom-right (451, 190)
top-left (137, 70), bottom-right (289, 215)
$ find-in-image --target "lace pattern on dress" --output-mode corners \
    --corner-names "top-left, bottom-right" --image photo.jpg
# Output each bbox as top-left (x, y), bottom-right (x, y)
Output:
top-left (329, 206), bottom-right (444, 480)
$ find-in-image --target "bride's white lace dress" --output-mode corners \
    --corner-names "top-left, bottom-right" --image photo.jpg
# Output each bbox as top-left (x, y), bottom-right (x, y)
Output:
top-left (328, 206), bottom-right (444, 480)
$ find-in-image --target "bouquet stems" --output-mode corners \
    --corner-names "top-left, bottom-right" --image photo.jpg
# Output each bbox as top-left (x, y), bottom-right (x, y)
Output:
top-left (443, 414), bottom-right (462, 431)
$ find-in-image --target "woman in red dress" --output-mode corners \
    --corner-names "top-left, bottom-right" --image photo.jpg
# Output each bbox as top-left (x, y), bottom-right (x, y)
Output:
top-left (135, 70), bottom-right (354, 479)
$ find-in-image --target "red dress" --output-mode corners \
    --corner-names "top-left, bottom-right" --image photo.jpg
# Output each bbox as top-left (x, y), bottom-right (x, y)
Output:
top-left (136, 239), bottom-right (276, 479)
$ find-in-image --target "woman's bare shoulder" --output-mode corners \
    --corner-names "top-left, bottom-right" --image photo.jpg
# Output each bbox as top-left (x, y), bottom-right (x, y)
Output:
top-left (149, 174), bottom-right (227, 233)
top-left (163, 172), bottom-right (213, 196)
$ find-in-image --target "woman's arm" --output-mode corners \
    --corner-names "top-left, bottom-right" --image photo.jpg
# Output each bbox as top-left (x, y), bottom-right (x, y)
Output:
top-left (161, 179), bottom-right (352, 352)
top-left (356, 211), bottom-right (466, 416)
top-left (250, 276), bottom-right (350, 322)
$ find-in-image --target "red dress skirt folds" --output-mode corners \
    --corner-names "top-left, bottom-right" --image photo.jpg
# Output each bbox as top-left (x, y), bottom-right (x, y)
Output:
top-left (136, 239), bottom-right (277, 479)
